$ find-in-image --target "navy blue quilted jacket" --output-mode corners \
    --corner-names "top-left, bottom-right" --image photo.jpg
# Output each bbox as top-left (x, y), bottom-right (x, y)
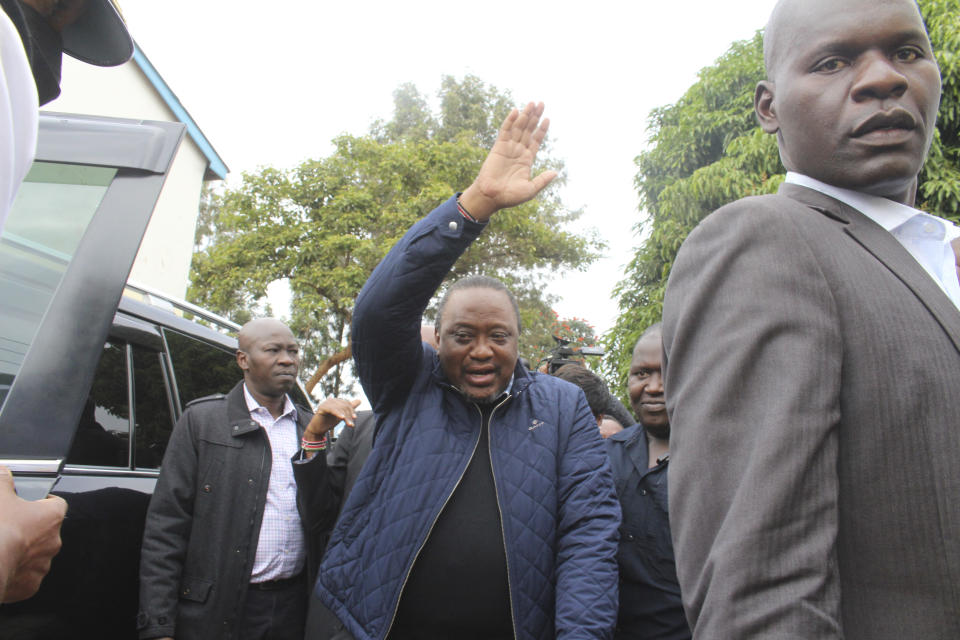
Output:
top-left (315, 196), bottom-right (620, 640)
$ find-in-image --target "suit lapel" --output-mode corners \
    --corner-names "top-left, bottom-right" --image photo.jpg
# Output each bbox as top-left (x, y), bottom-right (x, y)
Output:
top-left (780, 183), bottom-right (960, 356)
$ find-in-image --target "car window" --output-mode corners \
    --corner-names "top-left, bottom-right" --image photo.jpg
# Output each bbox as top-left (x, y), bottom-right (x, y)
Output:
top-left (132, 344), bottom-right (175, 469)
top-left (163, 328), bottom-right (239, 409)
top-left (65, 341), bottom-right (130, 467)
top-left (0, 162), bottom-right (117, 409)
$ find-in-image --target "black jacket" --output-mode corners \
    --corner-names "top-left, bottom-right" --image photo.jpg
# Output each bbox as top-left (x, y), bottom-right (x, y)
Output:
top-left (138, 382), bottom-right (334, 640)
top-left (605, 426), bottom-right (689, 640)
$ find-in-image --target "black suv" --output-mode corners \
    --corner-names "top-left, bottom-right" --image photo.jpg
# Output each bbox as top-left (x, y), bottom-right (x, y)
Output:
top-left (0, 113), bottom-right (309, 638)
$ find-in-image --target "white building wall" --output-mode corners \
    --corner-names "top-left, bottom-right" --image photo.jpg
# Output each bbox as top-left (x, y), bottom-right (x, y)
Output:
top-left (44, 57), bottom-right (215, 300)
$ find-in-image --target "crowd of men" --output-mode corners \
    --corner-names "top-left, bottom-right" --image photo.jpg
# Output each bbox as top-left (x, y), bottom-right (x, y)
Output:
top-left (3, 0), bottom-right (959, 638)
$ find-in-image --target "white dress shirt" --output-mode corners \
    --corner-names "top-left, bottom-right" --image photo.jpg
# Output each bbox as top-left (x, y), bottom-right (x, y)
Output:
top-left (243, 384), bottom-right (306, 582)
top-left (1, 8), bottom-right (39, 236)
top-left (786, 172), bottom-right (960, 310)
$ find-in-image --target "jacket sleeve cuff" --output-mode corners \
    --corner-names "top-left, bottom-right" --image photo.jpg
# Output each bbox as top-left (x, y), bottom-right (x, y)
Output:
top-left (136, 611), bottom-right (175, 639)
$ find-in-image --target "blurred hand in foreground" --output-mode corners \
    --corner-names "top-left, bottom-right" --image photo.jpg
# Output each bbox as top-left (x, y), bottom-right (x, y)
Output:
top-left (0, 466), bottom-right (67, 603)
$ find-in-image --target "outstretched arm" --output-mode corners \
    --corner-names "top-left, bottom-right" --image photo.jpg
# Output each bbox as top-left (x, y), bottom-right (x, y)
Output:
top-left (352, 102), bottom-right (556, 412)
top-left (459, 101), bottom-right (558, 221)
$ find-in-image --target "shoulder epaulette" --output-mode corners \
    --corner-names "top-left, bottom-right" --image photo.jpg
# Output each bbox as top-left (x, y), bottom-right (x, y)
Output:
top-left (185, 393), bottom-right (227, 408)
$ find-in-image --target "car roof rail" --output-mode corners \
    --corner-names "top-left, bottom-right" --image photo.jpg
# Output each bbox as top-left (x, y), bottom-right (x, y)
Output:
top-left (123, 281), bottom-right (241, 336)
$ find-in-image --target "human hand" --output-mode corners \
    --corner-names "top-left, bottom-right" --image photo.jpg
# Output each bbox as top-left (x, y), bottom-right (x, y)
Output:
top-left (598, 417), bottom-right (625, 439)
top-left (0, 467), bottom-right (67, 603)
top-left (458, 101), bottom-right (558, 221)
top-left (304, 398), bottom-right (362, 441)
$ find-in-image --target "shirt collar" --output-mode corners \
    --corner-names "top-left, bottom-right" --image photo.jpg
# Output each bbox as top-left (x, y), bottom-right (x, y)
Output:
top-left (784, 172), bottom-right (934, 232)
top-left (243, 383), bottom-right (297, 420)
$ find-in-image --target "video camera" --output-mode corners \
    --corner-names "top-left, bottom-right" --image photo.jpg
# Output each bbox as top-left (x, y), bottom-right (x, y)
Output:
top-left (539, 334), bottom-right (604, 374)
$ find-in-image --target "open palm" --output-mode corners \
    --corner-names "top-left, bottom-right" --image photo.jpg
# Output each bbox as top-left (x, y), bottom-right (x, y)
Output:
top-left (459, 102), bottom-right (558, 221)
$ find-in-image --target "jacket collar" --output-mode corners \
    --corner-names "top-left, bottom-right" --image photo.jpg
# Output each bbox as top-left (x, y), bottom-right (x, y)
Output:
top-left (224, 380), bottom-right (310, 438)
top-left (784, 172), bottom-right (931, 233)
top-left (609, 424), bottom-right (659, 479)
top-left (779, 182), bottom-right (960, 356)
top-left (226, 381), bottom-right (259, 437)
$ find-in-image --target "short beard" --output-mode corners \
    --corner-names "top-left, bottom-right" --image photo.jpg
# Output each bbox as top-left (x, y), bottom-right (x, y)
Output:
top-left (461, 386), bottom-right (506, 405)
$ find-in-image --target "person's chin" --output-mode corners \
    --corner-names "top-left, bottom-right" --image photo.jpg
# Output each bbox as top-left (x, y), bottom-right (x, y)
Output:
top-left (462, 385), bottom-right (502, 405)
top-left (271, 380), bottom-right (296, 394)
top-left (642, 417), bottom-right (671, 440)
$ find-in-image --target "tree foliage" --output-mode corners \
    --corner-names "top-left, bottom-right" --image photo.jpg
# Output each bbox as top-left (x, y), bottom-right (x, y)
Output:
top-left (189, 75), bottom-right (602, 398)
top-left (524, 310), bottom-right (601, 371)
top-left (605, 0), bottom-right (960, 396)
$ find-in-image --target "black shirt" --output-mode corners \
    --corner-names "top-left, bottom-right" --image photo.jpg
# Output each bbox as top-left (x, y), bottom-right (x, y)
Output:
top-left (605, 425), bottom-right (690, 640)
top-left (388, 402), bottom-right (514, 640)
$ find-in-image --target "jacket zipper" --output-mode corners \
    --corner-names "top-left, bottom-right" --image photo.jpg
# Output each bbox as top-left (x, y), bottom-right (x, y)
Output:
top-left (382, 399), bottom-right (485, 640)
top-left (487, 395), bottom-right (519, 640)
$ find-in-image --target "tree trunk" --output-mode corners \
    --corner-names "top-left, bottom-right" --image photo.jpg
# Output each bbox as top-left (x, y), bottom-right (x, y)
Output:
top-left (304, 345), bottom-right (353, 395)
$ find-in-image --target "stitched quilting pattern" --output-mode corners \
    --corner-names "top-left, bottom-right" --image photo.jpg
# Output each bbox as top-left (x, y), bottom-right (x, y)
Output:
top-left (317, 369), bottom-right (619, 640)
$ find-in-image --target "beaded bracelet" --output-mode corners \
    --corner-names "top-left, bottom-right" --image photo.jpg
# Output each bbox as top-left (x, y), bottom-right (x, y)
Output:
top-left (456, 196), bottom-right (479, 223)
top-left (301, 434), bottom-right (328, 451)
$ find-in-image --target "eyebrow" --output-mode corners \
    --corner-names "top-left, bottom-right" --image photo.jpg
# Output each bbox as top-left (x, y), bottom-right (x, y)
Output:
top-left (449, 322), bottom-right (513, 332)
top-left (806, 27), bottom-right (931, 58)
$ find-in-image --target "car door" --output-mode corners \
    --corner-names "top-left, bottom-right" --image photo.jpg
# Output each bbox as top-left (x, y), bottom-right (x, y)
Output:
top-left (0, 113), bottom-right (184, 500)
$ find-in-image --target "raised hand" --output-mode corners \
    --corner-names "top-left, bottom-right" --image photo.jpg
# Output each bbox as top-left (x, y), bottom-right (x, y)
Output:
top-left (304, 397), bottom-right (362, 441)
top-left (458, 102), bottom-right (558, 221)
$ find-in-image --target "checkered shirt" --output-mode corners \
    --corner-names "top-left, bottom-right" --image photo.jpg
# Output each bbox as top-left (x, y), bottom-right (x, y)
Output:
top-left (243, 384), bottom-right (306, 581)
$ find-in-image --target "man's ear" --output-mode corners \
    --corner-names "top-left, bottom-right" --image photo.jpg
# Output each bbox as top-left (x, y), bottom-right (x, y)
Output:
top-left (754, 81), bottom-right (780, 134)
top-left (236, 350), bottom-right (248, 371)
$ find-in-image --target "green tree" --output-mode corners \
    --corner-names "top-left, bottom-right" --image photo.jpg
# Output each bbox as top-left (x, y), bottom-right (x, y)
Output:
top-left (605, 0), bottom-right (960, 396)
top-left (189, 75), bottom-right (602, 398)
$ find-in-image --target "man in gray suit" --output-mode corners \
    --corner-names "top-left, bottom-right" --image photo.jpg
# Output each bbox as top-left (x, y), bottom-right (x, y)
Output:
top-left (662, 0), bottom-right (960, 638)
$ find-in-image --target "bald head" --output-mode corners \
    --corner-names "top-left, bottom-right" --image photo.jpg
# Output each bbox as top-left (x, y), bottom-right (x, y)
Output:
top-left (238, 318), bottom-right (294, 351)
top-left (236, 318), bottom-right (300, 401)
top-left (628, 323), bottom-right (667, 438)
top-left (755, 0), bottom-right (939, 203)
top-left (763, 0), bottom-right (926, 80)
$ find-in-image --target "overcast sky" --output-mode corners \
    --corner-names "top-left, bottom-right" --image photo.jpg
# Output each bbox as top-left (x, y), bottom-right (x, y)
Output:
top-left (114, 0), bottom-right (778, 336)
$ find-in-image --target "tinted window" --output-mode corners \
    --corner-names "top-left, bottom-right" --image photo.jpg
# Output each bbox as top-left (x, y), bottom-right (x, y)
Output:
top-left (132, 345), bottom-right (175, 469)
top-left (164, 329), bottom-right (238, 408)
top-left (66, 341), bottom-right (130, 467)
top-left (0, 163), bottom-right (117, 409)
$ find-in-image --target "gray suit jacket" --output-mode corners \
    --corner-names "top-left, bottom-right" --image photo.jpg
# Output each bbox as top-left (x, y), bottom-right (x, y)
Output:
top-left (662, 183), bottom-right (960, 639)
